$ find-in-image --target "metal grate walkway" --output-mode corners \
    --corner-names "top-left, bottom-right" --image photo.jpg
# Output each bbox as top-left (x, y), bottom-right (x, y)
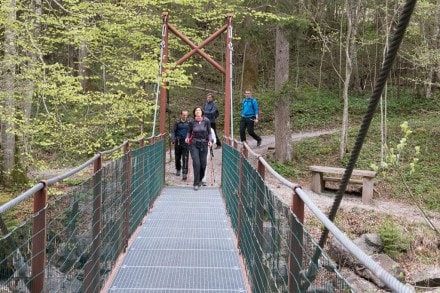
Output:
top-left (108, 186), bottom-right (247, 292)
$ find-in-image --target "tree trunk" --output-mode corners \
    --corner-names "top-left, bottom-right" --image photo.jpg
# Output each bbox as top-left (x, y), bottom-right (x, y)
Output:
top-left (340, 0), bottom-right (359, 159)
top-left (1, 0), bottom-right (17, 186)
top-left (380, 0), bottom-right (392, 164)
top-left (242, 39), bottom-right (259, 91)
top-left (425, 3), bottom-right (440, 98)
top-left (78, 41), bottom-right (88, 92)
top-left (351, 5), bottom-right (362, 93)
top-left (20, 0), bottom-right (42, 173)
top-left (274, 26), bottom-right (292, 163)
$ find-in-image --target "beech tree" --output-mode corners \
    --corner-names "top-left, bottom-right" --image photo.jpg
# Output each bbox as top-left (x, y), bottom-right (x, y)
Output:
top-left (406, 0), bottom-right (440, 98)
top-left (0, 0), bottom-right (17, 186)
top-left (274, 23), bottom-right (292, 163)
top-left (340, 0), bottom-right (361, 159)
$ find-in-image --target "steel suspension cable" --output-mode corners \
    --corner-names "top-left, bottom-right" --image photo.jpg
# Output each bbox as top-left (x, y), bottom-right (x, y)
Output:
top-left (304, 0), bottom-right (418, 290)
top-left (152, 18), bottom-right (167, 137)
top-left (228, 25), bottom-right (234, 138)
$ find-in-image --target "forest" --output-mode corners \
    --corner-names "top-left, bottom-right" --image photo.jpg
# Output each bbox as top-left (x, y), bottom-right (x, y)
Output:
top-left (0, 0), bottom-right (439, 195)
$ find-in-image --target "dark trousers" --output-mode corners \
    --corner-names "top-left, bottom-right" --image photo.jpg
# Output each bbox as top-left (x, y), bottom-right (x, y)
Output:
top-left (189, 142), bottom-right (208, 186)
top-left (240, 117), bottom-right (261, 142)
top-left (211, 122), bottom-right (221, 146)
top-left (175, 141), bottom-right (189, 175)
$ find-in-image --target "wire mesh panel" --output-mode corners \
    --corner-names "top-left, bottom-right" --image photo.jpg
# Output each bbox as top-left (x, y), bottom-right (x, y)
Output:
top-left (0, 197), bottom-right (34, 292)
top-left (0, 138), bottom-right (165, 292)
top-left (130, 140), bottom-right (165, 235)
top-left (43, 155), bottom-right (128, 292)
top-left (221, 143), bottom-right (240, 232)
top-left (222, 143), bottom-right (353, 293)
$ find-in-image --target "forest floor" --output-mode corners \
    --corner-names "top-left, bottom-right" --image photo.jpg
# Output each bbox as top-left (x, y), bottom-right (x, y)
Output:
top-left (164, 129), bottom-right (440, 285)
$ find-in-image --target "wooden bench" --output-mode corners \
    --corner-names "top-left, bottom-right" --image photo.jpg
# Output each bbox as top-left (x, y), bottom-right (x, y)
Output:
top-left (309, 165), bottom-right (376, 204)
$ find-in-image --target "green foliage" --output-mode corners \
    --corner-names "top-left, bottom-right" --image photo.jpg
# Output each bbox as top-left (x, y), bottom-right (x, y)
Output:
top-left (62, 178), bottom-right (84, 186)
top-left (270, 160), bottom-right (298, 179)
top-left (0, 191), bottom-right (12, 206)
top-left (0, 0), bottom-right (245, 173)
top-left (371, 121), bottom-right (420, 176)
top-left (378, 218), bottom-right (411, 259)
top-left (291, 87), bottom-right (342, 130)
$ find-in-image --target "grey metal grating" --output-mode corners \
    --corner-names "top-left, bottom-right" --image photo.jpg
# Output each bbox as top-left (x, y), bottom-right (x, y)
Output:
top-left (121, 250), bottom-right (240, 267)
top-left (130, 237), bottom-right (235, 251)
top-left (108, 186), bottom-right (247, 292)
top-left (110, 267), bottom-right (246, 292)
top-left (144, 218), bottom-right (230, 229)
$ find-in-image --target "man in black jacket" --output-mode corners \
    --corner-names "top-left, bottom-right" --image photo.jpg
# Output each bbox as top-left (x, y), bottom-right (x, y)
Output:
top-left (171, 110), bottom-right (190, 180)
top-left (203, 93), bottom-right (221, 148)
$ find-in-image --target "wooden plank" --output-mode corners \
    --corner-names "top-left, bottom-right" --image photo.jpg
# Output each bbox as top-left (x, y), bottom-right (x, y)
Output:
top-left (323, 176), bottom-right (363, 185)
top-left (309, 165), bottom-right (376, 178)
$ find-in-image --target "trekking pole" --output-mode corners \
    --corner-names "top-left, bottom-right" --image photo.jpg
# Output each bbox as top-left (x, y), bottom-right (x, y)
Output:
top-left (186, 156), bottom-right (192, 185)
top-left (210, 146), bottom-right (215, 186)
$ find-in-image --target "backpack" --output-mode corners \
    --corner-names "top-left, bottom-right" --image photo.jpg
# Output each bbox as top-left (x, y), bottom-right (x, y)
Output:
top-left (243, 98), bottom-right (258, 116)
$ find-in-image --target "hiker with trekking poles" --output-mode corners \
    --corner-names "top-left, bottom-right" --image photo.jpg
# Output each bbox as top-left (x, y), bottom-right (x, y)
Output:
top-left (185, 106), bottom-right (214, 191)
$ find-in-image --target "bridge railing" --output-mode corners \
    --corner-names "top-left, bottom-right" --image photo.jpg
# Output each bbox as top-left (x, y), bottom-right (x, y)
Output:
top-left (222, 138), bottom-right (414, 293)
top-left (0, 134), bottom-right (166, 293)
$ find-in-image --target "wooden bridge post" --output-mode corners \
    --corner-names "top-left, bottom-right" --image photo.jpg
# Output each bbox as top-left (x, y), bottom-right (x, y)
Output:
top-left (255, 160), bottom-right (265, 243)
top-left (242, 145), bottom-right (248, 158)
top-left (83, 155), bottom-right (102, 292)
top-left (31, 181), bottom-right (47, 293)
top-left (288, 187), bottom-right (304, 292)
top-left (254, 159), bottom-right (267, 292)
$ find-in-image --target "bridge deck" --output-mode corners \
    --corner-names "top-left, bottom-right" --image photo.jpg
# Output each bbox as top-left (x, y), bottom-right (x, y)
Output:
top-left (107, 186), bottom-right (248, 292)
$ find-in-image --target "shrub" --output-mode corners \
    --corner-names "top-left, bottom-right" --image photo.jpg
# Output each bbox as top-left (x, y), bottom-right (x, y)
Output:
top-left (378, 219), bottom-right (410, 259)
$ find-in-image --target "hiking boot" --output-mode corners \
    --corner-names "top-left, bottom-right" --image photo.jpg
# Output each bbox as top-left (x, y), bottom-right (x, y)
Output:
top-left (257, 140), bottom-right (262, 147)
top-left (176, 170), bottom-right (180, 176)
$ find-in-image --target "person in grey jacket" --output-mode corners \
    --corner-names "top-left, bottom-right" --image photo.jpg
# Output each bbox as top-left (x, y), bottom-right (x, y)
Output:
top-left (203, 93), bottom-right (221, 148)
top-left (185, 107), bottom-right (213, 190)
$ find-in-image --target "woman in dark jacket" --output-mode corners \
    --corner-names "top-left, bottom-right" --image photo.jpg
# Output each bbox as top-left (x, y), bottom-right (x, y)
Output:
top-left (185, 106), bottom-right (213, 190)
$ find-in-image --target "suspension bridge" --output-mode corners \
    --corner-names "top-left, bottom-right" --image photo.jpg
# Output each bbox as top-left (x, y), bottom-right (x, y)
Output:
top-left (0, 3), bottom-right (418, 292)
top-left (0, 136), bottom-right (414, 292)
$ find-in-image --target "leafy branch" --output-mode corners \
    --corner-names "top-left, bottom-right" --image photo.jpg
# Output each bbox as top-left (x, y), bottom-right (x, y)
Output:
top-left (371, 122), bottom-right (439, 235)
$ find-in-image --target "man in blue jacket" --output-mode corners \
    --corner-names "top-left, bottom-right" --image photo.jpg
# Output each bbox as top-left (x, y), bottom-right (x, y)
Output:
top-left (240, 90), bottom-right (262, 146)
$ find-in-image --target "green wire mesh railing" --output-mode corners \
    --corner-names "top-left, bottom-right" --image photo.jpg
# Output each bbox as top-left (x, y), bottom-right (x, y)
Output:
top-left (222, 142), bottom-right (353, 292)
top-left (0, 136), bottom-right (165, 292)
